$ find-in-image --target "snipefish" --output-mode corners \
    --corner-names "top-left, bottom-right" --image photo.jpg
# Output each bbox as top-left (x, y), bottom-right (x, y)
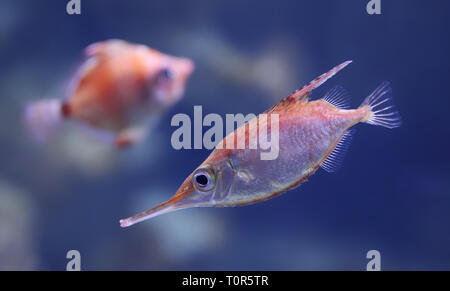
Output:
top-left (120, 60), bottom-right (401, 227)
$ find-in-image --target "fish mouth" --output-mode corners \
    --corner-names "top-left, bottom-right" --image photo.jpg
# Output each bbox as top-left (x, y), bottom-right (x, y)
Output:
top-left (178, 58), bottom-right (195, 81)
top-left (120, 177), bottom-right (196, 228)
top-left (120, 199), bottom-right (180, 228)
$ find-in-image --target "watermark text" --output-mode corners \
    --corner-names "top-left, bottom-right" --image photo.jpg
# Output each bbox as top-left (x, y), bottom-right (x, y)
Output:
top-left (171, 106), bottom-right (279, 160)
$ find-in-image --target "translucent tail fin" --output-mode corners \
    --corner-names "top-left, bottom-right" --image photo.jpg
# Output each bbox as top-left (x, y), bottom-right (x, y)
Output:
top-left (360, 82), bottom-right (401, 129)
top-left (24, 99), bottom-right (64, 143)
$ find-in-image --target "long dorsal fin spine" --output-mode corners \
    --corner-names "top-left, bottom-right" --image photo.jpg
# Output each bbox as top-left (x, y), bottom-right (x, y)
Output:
top-left (265, 60), bottom-right (352, 114)
top-left (301, 60), bottom-right (352, 93)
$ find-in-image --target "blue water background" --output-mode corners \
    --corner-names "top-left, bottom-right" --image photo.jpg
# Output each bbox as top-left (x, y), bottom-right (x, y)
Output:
top-left (0, 0), bottom-right (449, 270)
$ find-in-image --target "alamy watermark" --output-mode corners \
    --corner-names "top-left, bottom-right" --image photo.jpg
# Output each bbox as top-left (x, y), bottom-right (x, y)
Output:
top-left (366, 250), bottom-right (381, 271)
top-left (66, 0), bottom-right (381, 16)
top-left (66, 0), bottom-right (81, 15)
top-left (366, 0), bottom-right (381, 15)
top-left (171, 106), bottom-right (280, 161)
top-left (66, 249), bottom-right (81, 271)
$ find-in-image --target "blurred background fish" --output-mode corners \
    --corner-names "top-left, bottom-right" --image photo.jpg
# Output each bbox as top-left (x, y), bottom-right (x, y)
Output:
top-left (24, 39), bottom-right (194, 148)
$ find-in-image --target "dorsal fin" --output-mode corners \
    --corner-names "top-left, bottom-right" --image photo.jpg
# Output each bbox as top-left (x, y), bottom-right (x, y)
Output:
top-left (321, 129), bottom-right (355, 173)
top-left (265, 60), bottom-right (352, 114)
top-left (84, 41), bottom-right (109, 57)
top-left (84, 39), bottom-right (128, 57)
top-left (323, 85), bottom-right (351, 109)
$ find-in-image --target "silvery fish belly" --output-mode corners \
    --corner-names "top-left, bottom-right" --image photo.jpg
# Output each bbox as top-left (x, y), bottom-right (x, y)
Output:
top-left (120, 60), bottom-right (401, 227)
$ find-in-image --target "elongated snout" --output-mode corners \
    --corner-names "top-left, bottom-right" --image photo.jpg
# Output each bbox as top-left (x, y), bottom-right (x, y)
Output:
top-left (120, 175), bottom-right (197, 227)
top-left (120, 199), bottom-right (178, 227)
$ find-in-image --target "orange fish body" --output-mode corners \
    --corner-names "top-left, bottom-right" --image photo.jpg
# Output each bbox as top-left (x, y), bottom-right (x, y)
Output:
top-left (120, 61), bottom-right (401, 227)
top-left (25, 39), bottom-right (194, 147)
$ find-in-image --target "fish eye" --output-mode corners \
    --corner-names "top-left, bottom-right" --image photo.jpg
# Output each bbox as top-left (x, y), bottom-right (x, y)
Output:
top-left (159, 68), bottom-right (173, 80)
top-left (193, 167), bottom-right (215, 191)
top-left (195, 174), bottom-right (208, 186)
